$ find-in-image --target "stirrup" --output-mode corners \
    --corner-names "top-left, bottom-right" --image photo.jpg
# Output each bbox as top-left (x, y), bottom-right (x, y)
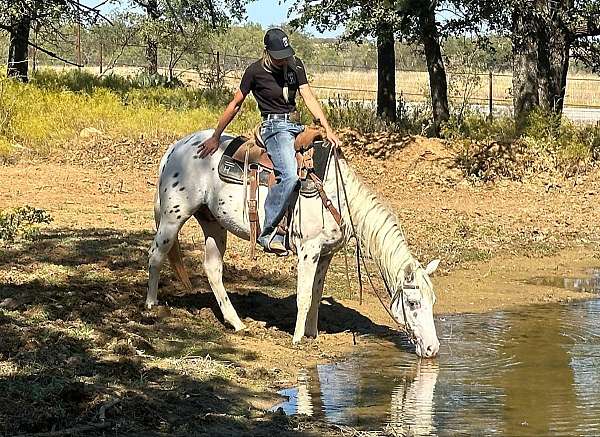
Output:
top-left (262, 239), bottom-right (289, 257)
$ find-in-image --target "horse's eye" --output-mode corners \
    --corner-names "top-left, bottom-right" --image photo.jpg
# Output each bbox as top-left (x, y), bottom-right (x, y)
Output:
top-left (408, 299), bottom-right (421, 311)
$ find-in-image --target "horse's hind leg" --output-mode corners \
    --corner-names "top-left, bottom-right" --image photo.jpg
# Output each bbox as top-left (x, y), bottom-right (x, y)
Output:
top-left (305, 254), bottom-right (332, 338)
top-left (196, 215), bottom-right (245, 331)
top-left (147, 220), bottom-right (182, 308)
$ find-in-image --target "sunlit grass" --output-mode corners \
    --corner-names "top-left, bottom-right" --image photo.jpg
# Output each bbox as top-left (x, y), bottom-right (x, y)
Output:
top-left (0, 71), bottom-right (260, 158)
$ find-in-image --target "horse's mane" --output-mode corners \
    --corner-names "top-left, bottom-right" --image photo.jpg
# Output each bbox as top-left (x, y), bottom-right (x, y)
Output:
top-left (338, 160), bottom-right (433, 301)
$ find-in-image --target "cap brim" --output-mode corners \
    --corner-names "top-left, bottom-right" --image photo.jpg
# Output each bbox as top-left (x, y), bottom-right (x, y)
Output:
top-left (268, 47), bottom-right (295, 60)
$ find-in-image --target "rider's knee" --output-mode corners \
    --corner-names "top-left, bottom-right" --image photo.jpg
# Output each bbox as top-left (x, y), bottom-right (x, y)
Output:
top-left (281, 173), bottom-right (299, 189)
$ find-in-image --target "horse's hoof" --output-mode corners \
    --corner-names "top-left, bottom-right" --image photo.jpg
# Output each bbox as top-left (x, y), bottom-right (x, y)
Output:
top-left (233, 322), bottom-right (246, 332)
top-left (146, 301), bottom-right (157, 310)
top-left (292, 336), bottom-right (303, 345)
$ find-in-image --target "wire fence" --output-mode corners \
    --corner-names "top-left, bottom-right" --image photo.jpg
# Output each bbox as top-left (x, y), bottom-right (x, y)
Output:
top-left (7, 40), bottom-right (600, 122)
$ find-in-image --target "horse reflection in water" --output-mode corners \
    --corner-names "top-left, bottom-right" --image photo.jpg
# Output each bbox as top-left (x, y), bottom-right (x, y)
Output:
top-left (279, 359), bottom-right (439, 435)
top-left (388, 361), bottom-right (439, 436)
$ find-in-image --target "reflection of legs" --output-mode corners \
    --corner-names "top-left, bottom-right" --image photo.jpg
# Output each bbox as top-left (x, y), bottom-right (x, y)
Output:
top-left (389, 361), bottom-right (439, 433)
top-left (293, 240), bottom-right (321, 343)
top-left (258, 128), bottom-right (299, 248)
top-left (305, 254), bottom-right (332, 338)
top-left (197, 218), bottom-right (245, 331)
top-left (296, 368), bottom-right (314, 416)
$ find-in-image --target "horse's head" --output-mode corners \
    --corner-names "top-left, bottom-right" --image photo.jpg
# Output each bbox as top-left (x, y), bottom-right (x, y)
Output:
top-left (391, 259), bottom-right (440, 358)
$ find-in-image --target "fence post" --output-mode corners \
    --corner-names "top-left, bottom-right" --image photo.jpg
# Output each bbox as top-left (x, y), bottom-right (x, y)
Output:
top-left (99, 42), bottom-right (103, 74)
top-left (488, 70), bottom-right (493, 121)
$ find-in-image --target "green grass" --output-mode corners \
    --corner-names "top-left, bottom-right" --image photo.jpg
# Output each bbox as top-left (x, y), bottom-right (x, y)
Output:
top-left (445, 108), bottom-right (600, 181)
top-left (0, 70), bottom-right (260, 157)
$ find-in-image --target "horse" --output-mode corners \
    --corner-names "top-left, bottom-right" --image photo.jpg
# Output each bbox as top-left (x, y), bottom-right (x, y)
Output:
top-left (146, 129), bottom-right (441, 358)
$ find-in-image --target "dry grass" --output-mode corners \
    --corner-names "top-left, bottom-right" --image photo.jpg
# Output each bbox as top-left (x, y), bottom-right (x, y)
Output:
top-left (35, 65), bottom-right (600, 108)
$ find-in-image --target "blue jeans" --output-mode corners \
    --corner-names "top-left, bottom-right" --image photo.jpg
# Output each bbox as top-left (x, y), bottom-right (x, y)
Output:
top-left (257, 119), bottom-right (304, 247)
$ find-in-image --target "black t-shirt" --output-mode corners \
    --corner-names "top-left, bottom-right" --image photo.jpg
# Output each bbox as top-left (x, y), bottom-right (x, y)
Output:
top-left (239, 57), bottom-right (308, 116)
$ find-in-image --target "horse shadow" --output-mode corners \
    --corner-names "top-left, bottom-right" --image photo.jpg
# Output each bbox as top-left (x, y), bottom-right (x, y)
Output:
top-left (168, 288), bottom-right (415, 352)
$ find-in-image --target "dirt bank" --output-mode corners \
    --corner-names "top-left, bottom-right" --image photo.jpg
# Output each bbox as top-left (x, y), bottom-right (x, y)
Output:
top-left (1, 135), bottom-right (599, 435)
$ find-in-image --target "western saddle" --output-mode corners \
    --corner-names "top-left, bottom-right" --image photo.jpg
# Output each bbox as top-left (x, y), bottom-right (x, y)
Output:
top-left (218, 125), bottom-right (342, 258)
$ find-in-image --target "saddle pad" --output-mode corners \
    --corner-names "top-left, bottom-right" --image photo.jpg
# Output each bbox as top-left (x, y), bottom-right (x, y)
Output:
top-left (217, 138), bottom-right (332, 198)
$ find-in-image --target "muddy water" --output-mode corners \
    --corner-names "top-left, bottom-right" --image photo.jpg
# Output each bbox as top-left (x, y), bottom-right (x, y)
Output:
top-left (273, 297), bottom-right (600, 434)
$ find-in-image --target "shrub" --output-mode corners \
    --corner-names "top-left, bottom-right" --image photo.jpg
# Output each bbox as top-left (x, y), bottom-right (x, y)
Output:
top-left (450, 108), bottom-right (600, 180)
top-left (0, 71), bottom-right (257, 156)
top-left (322, 96), bottom-right (430, 134)
top-left (0, 206), bottom-right (53, 243)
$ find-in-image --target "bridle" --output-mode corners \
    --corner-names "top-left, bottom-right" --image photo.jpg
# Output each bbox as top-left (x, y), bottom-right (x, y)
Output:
top-left (331, 145), bottom-right (418, 343)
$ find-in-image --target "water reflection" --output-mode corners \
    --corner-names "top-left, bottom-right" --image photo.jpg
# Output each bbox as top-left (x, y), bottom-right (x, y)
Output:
top-left (273, 299), bottom-right (600, 435)
top-left (273, 353), bottom-right (440, 435)
top-left (388, 361), bottom-right (439, 436)
top-left (528, 268), bottom-right (600, 292)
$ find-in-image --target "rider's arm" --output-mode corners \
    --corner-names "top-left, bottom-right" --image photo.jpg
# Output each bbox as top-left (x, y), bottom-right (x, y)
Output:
top-left (299, 84), bottom-right (341, 147)
top-left (213, 90), bottom-right (246, 140)
top-left (198, 90), bottom-right (246, 158)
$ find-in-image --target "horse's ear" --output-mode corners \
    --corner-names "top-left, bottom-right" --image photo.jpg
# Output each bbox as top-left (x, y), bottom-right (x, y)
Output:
top-left (425, 259), bottom-right (440, 275)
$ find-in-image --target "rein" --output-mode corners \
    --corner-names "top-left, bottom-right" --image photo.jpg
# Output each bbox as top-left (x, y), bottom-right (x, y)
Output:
top-left (331, 147), bottom-right (414, 339)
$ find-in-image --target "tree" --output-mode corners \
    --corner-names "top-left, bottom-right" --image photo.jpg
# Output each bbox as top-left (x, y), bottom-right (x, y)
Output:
top-left (0, 0), bottom-right (108, 81)
top-left (407, 0), bottom-right (450, 134)
top-left (456, 0), bottom-right (600, 125)
top-left (129, 0), bottom-right (250, 75)
top-left (291, 1), bottom-right (401, 122)
top-left (377, 21), bottom-right (397, 121)
top-left (292, 0), bottom-right (452, 133)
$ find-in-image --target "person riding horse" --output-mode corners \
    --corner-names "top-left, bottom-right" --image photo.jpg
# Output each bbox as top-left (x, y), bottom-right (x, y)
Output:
top-left (199, 28), bottom-right (341, 255)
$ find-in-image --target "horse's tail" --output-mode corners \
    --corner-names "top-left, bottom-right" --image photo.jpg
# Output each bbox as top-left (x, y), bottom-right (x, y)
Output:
top-left (167, 239), bottom-right (193, 291)
top-left (154, 185), bottom-right (193, 291)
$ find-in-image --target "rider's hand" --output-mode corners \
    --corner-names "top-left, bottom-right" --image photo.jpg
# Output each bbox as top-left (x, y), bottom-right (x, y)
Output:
top-left (326, 128), bottom-right (341, 149)
top-left (198, 135), bottom-right (220, 158)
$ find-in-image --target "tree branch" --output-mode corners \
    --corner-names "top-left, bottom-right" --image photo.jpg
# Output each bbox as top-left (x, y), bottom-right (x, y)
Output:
top-left (569, 14), bottom-right (600, 38)
top-left (27, 40), bottom-right (83, 67)
top-left (64, 0), bottom-right (114, 25)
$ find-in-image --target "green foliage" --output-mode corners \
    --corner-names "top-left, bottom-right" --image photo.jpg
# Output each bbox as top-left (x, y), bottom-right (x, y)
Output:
top-left (448, 108), bottom-right (600, 181)
top-left (30, 69), bottom-right (233, 110)
top-left (322, 97), bottom-right (430, 134)
top-left (0, 206), bottom-right (53, 243)
top-left (442, 112), bottom-right (517, 143)
top-left (0, 71), bottom-right (255, 155)
top-left (31, 69), bottom-right (135, 94)
top-left (131, 72), bottom-right (184, 88)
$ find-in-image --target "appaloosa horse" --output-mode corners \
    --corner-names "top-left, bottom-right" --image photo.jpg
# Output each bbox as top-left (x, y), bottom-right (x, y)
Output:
top-left (147, 129), bottom-right (441, 357)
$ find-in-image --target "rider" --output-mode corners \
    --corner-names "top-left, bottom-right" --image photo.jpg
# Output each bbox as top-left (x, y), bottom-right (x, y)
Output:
top-left (199, 28), bottom-right (341, 255)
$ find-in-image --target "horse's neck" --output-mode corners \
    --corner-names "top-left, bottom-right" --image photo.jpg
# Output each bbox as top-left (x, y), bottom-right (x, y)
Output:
top-left (332, 158), bottom-right (414, 289)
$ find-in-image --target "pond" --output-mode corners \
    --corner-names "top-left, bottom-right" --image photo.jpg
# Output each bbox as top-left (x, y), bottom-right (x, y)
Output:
top-left (273, 288), bottom-right (600, 435)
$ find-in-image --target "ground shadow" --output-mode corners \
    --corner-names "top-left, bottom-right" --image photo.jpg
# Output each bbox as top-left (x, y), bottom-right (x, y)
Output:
top-left (170, 291), bottom-right (400, 339)
top-left (0, 226), bottom-right (411, 434)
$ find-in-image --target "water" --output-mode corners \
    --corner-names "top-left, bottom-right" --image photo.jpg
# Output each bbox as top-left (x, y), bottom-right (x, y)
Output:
top-left (272, 299), bottom-right (600, 436)
top-left (528, 268), bottom-right (600, 293)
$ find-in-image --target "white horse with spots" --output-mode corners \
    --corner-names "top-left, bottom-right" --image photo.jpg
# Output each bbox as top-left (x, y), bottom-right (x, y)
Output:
top-left (147, 129), bottom-right (441, 357)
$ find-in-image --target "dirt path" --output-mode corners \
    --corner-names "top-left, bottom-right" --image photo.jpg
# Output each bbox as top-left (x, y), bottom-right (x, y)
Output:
top-left (1, 138), bottom-right (599, 435)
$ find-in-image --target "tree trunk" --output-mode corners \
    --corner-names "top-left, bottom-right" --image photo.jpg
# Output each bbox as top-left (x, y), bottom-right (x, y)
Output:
top-left (7, 16), bottom-right (31, 82)
top-left (376, 23), bottom-right (396, 122)
top-left (419, 4), bottom-right (449, 136)
top-left (145, 0), bottom-right (159, 75)
top-left (537, 0), bottom-right (572, 115)
top-left (512, 6), bottom-right (539, 128)
top-left (538, 30), bottom-right (570, 115)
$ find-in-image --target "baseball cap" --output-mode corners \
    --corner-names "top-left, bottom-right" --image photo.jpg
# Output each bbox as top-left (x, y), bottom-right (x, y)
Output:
top-left (264, 28), bottom-right (295, 60)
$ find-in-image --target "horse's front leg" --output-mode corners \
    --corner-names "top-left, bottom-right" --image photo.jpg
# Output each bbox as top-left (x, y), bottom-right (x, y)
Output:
top-left (304, 254), bottom-right (333, 338)
top-left (293, 240), bottom-right (322, 344)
